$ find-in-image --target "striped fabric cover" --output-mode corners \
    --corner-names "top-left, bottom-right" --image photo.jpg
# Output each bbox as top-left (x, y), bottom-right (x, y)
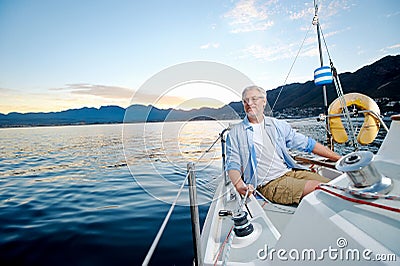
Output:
top-left (314, 66), bottom-right (333, 85)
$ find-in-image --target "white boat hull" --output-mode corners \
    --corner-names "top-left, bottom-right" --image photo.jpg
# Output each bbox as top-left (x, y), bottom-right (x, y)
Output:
top-left (201, 117), bottom-right (400, 265)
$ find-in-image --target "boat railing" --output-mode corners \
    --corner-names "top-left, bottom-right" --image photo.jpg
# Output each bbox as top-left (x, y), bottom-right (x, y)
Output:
top-left (141, 169), bottom-right (191, 266)
top-left (142, 126), bottom-right (231, 266)
top-left (220, 126), bottom-right (232, 186)
top-left (320, 109), bottom-right (389, 132)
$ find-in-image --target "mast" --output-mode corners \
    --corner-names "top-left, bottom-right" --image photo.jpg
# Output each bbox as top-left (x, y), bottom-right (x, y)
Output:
top-left (313, 0), bottom-right (333, 150)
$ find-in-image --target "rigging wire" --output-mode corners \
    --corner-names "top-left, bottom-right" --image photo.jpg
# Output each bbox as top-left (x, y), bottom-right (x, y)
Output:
top-left (319, 21), bottom-right (333, 61)
top-left (270, 22), bottom-right (313, 112)
top-left (319, 24), bottom-right (359, 149)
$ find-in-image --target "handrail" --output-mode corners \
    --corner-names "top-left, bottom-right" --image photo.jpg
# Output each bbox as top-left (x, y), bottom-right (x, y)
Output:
top-left (293, 155), bottom-right (336, 169)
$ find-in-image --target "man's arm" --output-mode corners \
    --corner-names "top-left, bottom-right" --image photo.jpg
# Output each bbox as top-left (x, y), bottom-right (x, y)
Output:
top-left (228, 170), bottom-right (254, 195)
top-left (312, 142), bottom-right (341, 162)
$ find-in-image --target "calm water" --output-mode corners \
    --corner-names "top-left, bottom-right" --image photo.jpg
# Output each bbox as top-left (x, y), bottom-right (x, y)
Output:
top-left (0, 119), bottom-right (387, 265)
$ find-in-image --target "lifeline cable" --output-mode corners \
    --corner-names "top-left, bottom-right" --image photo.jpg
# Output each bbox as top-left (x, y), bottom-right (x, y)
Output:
top-left (196, 133), bottom-right (222, 163)
top-left (142, 171), bottom-right (190, 266)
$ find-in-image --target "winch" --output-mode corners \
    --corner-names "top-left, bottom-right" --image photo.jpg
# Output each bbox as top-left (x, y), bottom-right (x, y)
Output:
top-left (336, 151), bottom-right (393, 196)
top-left (232, 211), bottom-right (254, 237)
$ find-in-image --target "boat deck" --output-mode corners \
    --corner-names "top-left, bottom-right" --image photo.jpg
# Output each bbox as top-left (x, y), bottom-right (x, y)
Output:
top-left (256, 200), bottom-right (296, 235)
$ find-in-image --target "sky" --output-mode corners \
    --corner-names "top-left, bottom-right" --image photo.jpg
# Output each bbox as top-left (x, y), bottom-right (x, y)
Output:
top-left (0, 0), bottom-right (399, 114)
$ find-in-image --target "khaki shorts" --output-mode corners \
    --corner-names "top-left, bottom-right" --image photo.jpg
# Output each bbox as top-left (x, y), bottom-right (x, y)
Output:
top-left (257, 170), bottom-right (329, 205)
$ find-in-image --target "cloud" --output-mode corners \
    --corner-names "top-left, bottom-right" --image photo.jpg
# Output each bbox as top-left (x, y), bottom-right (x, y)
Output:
top-left (0, 87), bottom-right (18, 95)
top-left (237, 22), bottom-right (322, 62)
top-left (325, 0), bottom-right (352, 13)
top-left (200, 42), bottom-right (220, 49)
top-left (387, 43), bottom-right (400, 50)
top-left (386, 11), bottom-right (400, 18)
top-left (223, 0), bottom-right (353, 34)
top-left (1, 84), bottom-right (185, 114)
top-left (51, 83), bottom-right (134, 99)
top-left (0, 87), bottom-right (87, 114)
top-left (379, 43), bottom-right (400, 54)
top-left (289, 7), bottom-right (314, 20)
top-left (241, 41), bottom-right (305, 62)
top-left (318, 0), bottom-right (353, 19)
top-left (287, 0), bottom-right (353, 22)
top-left (223, 0), bottom-right (275, 33)
top-left (240, 39), bottom-right (321, 62)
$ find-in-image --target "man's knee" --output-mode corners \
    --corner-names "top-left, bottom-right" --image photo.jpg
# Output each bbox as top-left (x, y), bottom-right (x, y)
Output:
top-left (302, 180), bottom-right (322, 197)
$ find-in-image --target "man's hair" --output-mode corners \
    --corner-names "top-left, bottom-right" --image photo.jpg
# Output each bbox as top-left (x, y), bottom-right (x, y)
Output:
top-left (242, 85), bottom-right (266, 100)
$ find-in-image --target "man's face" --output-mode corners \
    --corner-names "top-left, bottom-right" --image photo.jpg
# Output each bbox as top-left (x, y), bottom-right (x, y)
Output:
top-left (242, 89), bottom-right (266, 120)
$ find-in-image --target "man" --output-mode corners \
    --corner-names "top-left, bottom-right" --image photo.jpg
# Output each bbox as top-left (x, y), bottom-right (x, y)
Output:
top-left (225, 85), bottom-right (341, 205)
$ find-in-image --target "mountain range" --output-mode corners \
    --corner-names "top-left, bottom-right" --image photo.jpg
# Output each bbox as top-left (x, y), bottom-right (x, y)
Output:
top-left (1, 54), bottom-right (399, 127)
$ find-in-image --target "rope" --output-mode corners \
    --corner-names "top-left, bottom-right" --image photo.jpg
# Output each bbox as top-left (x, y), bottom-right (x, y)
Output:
top-left (221, 227), bottom-right (235, 266)
top-left (219, 189), bottom-right (249, 265)
top-left (215, 187), bottom-right (252, 265)
top-left (213, 226), bottom-right (234, 266)
top-left (142, 171), bottom-right (190, 266)
top-left (316, 184), bottom-right (400, 213)
top-left (236, 188), bottom-right (249, 213)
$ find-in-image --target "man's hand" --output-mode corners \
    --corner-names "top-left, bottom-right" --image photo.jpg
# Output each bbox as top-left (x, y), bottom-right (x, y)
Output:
top-left (235, 182), bottom-right (255, 196)
top-left (228, 169), bottom-right (255, 195)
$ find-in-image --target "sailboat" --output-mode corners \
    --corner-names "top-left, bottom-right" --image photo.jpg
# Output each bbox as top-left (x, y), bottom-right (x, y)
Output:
top-left (194, 2), bottom-right (400, 265)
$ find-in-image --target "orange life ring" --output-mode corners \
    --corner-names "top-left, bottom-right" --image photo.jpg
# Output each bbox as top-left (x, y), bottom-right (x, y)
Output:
top-left (328, 93), bottom-right (381, 145)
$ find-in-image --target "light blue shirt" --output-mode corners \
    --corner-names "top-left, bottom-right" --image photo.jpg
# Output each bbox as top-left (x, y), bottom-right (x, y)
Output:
top-left (225, 115), bottom-right (316, 188)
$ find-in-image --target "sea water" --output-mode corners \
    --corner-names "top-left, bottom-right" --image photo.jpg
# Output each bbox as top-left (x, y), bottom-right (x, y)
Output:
top-left (0, 119), bottom-right (387, 265)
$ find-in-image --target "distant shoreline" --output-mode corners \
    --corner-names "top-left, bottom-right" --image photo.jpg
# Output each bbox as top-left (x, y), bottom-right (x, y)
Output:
top-left (2, 55), bottom-right (399, 129)
top-left (1, 114), bottom-right (395, 130)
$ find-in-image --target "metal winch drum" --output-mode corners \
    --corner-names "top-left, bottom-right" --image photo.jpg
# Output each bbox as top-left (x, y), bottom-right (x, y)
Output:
top-left (232, 211), bottom-right (254, 237)
top-left (336, 151), bottom-right (393, 195)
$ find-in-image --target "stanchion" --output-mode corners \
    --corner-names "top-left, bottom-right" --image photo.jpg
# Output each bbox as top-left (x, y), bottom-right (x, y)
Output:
top-left (187, 162), bottom-right (203, 266)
